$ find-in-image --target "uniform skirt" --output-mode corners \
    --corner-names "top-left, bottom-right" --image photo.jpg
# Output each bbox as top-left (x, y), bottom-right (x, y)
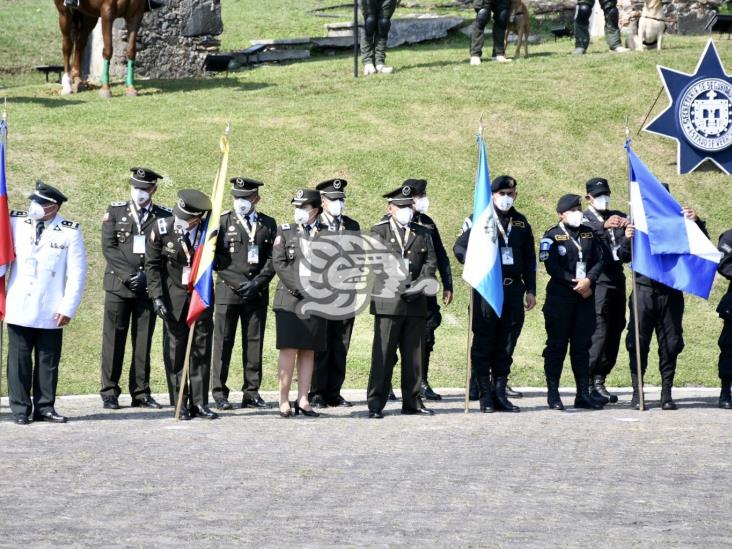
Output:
top-left (275, 310), bottom-right (327, 352)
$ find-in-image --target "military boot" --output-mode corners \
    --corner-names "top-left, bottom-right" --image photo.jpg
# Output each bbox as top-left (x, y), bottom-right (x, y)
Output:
top-left (574, 377), bottom-right (603, 410)
top-left (589, 377), bottom-right (609, 405)
top-left (546, 377), bottom-right (564, 410)
top-left (719, 378), bottom-right (732, 409)
top-left (660, 376), bottom-right (678, 410)
top-left (469, 374), bottom-right (480, 401)
top-left (494, 376), bottom-right (520, 412)
top-left (477, 376), bottom-right (495, 413)
top-left (592, 375), bottom-right (618, 403)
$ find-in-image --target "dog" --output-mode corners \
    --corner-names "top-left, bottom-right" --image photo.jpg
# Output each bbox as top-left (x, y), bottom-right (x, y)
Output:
top-left (504, 0), bottom-right (530, 59)
top-left (636, 0), bottom-right (666, 51)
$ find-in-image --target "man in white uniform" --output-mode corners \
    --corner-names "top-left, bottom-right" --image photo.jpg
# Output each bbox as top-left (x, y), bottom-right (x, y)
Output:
top-left (2, 181), bottom-right (86, 424)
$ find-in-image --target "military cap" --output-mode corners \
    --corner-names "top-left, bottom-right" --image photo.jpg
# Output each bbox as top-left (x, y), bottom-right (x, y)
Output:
top-left (230, 176), bottom-right (263, 198)
top-left (291, 188), bottom-right (322, 208)
top-left (556, 193), bottom-right (582, 214)
top-left (129, 167), bottom-right (162, 188)
top-left (174, 189), bottom-right (212, 220)
top-left (382, 184), bottom-right (415, 206)
top-left (491, 175), bottom-right (517, 192)
top-left (29, 180), bottom-right (67, 205)
top-left (316, 178), bottom-right (347, 199)
top-left (402, 178), bottom-right (428, 195)
top-left (585, 177), bottom-right (611, 197)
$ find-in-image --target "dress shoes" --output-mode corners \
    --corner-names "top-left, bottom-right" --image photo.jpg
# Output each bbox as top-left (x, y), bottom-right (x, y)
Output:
top-left (33, 409), bottom-right (68, 423)
top-left (368, 410), bottom-right (384, 419)
top-left (294, 401), bottom-right (320, 417)
top-left (241, 394), bottom-right (270, 409)
top-left (176, 407), bottom-right (191, 421)
top-left (102, 396), bottom-right (120, 410)
top-left (131, 395), bottom-right (162, 409)
top-left (661, 399), bottom-right (678, 411)
top-left (310, 395), bottom-right (328, 409)
top-left (214, 398), bottom-right (233, 410)
top-left (420, 382), bottom-right (442, 401)
top-left (401, 406), bottom-right (434, 416)
top-left (505, 385), bottom-right (523, 398)
top-left (388, 387), bottom-right (398, 401)
top-left (191, 405), bottom-right (219, 419)
top-left (13, 414), bottom-right (30, 425)
top-left (328, 395), bottom-right (353, 408)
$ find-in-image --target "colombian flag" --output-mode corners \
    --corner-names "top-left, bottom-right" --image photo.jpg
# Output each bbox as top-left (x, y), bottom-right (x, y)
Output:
top-left (0, 114), bottom-right (16, 320)
top-left (186, 126), bottom-right (230, 326)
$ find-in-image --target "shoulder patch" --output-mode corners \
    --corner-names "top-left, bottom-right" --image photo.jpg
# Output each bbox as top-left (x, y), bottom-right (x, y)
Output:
top-left (539, 238), bottom-right (553, 262)
top-left (580, 232), bottom-right (593, 239)
top-left (61, 220), bottom-right (80, 229)
top-left (554, 234), bottom-right (569, 241)
top-left (110, 201), bottom-right (127, 207)
top-left (511, 220), bottom-right (526, 228)
top-left (10, 210), bottom-right (27, 217)
top-left (281, 223), bottom-right (291, 230)
top-left (157, 218), bottom-right (168, 235)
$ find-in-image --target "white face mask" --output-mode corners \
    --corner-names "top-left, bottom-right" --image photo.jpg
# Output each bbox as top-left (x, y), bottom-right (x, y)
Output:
top-left (413, 196), bottom-right (430, 214)
top-left (173, 216), bottom-right (189, 233)
top-left (395, 206), bottom-right (414, 226)
top-left (326, 199), bottom-right (344, 218)
top-left (294, 207), bottom-right (311, 225)
top-left (234, 198), bottom-right (253, 216)
top-left (564, 211), bottom-right (583, 228)
top-left (592, 195), bottom-right (610, 211)
top-left (27, 201), bottom-right (47, 220)
top-left (131, 188), bottom-right (151, 206)
top-left (494, 195), bottom-right (514, 212)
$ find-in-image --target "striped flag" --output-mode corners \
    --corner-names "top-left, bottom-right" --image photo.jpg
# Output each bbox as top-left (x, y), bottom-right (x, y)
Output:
top-left (186, 126), bottom-right (230, 326)
top-left (0, 114), bottom-right (16, 320)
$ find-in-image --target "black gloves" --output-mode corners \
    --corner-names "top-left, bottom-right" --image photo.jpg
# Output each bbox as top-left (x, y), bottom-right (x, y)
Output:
top-left (289, 289), bottom-right (303, 299)
top-left (152, 297), bottom-right (173, 322)
top-left (235, 281), bottom-right (259, 301)
top-left (126, 272), bottom-right (147, 293)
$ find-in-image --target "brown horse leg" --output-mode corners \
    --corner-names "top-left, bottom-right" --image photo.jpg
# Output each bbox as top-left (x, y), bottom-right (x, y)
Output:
top-left (57, 5), bottom-right (74, 94)
top-left (72, 14), bottom-right (97, 93)
top-left (125, 14), bottom-right (143, 97)
top-left (99, 12), bottom-right (114, 98)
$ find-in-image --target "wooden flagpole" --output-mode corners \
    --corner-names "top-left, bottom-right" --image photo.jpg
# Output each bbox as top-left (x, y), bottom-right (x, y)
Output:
top-left (353, 0), bottom-right (359, 78)
top-left (174, 323), bottom-right (196, 421)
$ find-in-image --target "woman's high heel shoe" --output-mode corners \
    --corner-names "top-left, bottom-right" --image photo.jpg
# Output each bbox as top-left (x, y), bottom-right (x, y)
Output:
top-left (294, 400), bottom-right (320, 418)
top-left (279, 402), bottom-right (293, 418)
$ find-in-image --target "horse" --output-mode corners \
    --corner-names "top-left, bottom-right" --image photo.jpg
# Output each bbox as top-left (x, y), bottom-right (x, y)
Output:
top-left (53, 0), bottom-right (150, 98)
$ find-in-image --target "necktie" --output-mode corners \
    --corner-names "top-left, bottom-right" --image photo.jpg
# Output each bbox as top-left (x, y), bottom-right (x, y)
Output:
top-left (246, 215), bottom-right (253, 232)
top-left (36, 221), bottom-right (45, 244)
top-left (305, 224), bottom-right (311, 235)
top-left (139, 207), bottom-right (147, 225)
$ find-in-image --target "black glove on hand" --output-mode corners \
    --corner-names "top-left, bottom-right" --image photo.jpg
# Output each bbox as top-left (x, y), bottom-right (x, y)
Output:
top-left (235, 281), bottom-right (258, 300)
top-left (152, 297), bottom-right (173, 322)
top-left (289, 289), bottom-right (303, 300)
top-left (127, 272), bottom-right (147, 293)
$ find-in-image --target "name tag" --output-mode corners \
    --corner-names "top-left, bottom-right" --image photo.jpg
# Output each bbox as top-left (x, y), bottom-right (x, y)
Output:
top-left (182, 265), bottom-right (192, 286)
top-left (247, 244), bottom-right (260, 264)
top-left (500, 247), bottom-right (514, 265)
top-left (133, 235), bottom-right (146, 255)
top-left (575, 261), bottom-right (587, 279)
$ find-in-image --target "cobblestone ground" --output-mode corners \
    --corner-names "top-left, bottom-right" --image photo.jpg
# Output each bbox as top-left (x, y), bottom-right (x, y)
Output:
top-left (1, 387), bottom-right (730, 548)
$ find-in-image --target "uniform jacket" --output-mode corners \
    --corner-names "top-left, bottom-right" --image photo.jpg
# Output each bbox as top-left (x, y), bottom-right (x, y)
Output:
top-left (101, 200), bottom-right (172, 299)
top-left (272, 221), bottom-right (327, 314)
top-left (4, 211), bottom-right (86, 329)
top-left (581, 207), bottom-right (627, 286)
top-left (539, 222), bottom-right (603, 298)
top-left (319, 212), bottom-right (361, 233)
top-left (453, 208), bottom-right (536, 295)
top-left (214, 210), bottom-right (277, 306)
top-left (414, 212), bottom-right (453, 293)
top-left (369, 218), bottom-right (437, 317)
top-left (717, 229), bottom-right (732, 320)
top-left (146, 216), bottom-right (209, 321)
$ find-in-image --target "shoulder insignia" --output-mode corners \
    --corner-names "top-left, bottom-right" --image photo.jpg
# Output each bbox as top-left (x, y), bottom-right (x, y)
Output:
top-left (61, 220), bottom-right (80, 229)
top-left (580, 232), bottom-right (593, 239)
top-left (155, 205), bottom-right (172, 213)
top-left (511, 220), bottom-right (526, 228)
top-left (721, 243), bottom-right (732, 253)
top-left (157, 218), bottom-right (168, 235)
top-left (274, 235), bottom-right (283, 245)
top-left (281, 223), bottom-right (291, 230)
top-left (110, 201), bottom-right (127, 207)
top-left (554, 234), bottom-right (569, 241)
top-left (9, 210), bottom-right (27, 217)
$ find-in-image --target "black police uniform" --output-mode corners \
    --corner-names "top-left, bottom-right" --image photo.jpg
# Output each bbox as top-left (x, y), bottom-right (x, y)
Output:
top-left (367, 185), bottom-right (437, 417)
top-left (310, 178), bottom-right (361, 408)
top-left (540, 194), bottom-right (604, 410)
top-left (620, 216), bottom-right (709, 409)
top-left (100, 168), bottom-right (171, 409)
top-left (454, 190), bottom-right (535, 413)
top-left (146, 189), bottom-right (216, 420)
top-left (211, 177), bottom-right (277, 409)
top-left (716, 229), bottom-right (732, 409)
top-left (582, 178), bottom-right (628, 403)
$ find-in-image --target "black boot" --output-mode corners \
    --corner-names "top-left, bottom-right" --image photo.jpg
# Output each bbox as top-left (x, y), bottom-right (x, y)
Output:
top-left (574, 377), bottom-right (603, 410)
top-left (720, 378), bottom-right (732, 409)
top-left (592, 375), bottom-right (617, 403)
top-left (589, 377), bottom-right (609, 405)
top-left (469, 374), bottom-right (479, 401)
top-left (494, 376), bottom-right (520, 412)
top-left (660, 379), bottom-right (677, 410)
top-left (505, 384), bottom-right (523, 398)
top-left (546, 377), bottom-right (564, 410)
top-left (477, 376), bottom-right (495, 413)
top-left (630, 370), bottom-right (644, 410)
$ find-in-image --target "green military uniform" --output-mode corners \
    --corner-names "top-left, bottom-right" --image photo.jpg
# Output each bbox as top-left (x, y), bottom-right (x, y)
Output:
top-left (211, 177), bottom-right (277, 409)
top-left (100, 168), bottom-right (171, 409)
top-left (470, 0), bottom-right (511, 59)
top-left (360, 0), bottom-right (398, 67)
top-left (574, 0), bottom-right (622, 53)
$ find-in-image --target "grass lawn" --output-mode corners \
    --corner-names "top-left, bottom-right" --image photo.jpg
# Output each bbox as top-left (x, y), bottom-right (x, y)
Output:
top-left (0, 0), bottom-right (730, 395)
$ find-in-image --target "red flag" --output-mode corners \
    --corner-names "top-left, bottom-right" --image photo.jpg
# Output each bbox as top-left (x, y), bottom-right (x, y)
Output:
top-left (0, 116), bottom-right (16, 320)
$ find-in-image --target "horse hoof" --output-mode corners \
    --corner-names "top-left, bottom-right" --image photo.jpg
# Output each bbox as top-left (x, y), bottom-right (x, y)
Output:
top-left (99, 87), bottom-right (112, 99)
top-left (60, 87), bottom-right (73, 96)
top-left (126, 87), bottom-right (138, 97)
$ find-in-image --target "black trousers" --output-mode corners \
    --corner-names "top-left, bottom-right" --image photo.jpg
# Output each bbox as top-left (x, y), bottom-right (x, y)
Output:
top-left (626, 287), bottom-right (684, 383)
top-left (423, 296), bottom-right (442, 383)
top-left (311, 317), bottom-right (355, 403)
top-left (719, 320), bottom-right (732, 380)
top-left (211, 302), bottom-right (267, 401)
top-left (470, 0), bottom-right (510, 57)
top-left (100, 292), bottom-right (157, 400)
top-left (588, 282), bottom-right (626, 378)
top-left (542, 292), bottom-right (596, 381)
top-left (368, 315), bottom-right (425, 412)
top-left (472, 286), bottom-right (525, 378)
top-left (7, 324), bottom-right (63, 417)
top-left (163, 313), bottom-right (213, 408)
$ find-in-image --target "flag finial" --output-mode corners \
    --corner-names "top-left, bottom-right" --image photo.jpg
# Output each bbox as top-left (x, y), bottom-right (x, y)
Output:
top-left (477, 112), bottom-right (485, 137)
top-left (2, 97), bottom-right (6, 123)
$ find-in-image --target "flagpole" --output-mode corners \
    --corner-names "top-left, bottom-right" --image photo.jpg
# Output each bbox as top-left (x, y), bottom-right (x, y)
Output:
top-left (174, 322), bottom-right (197, 421)
top-left (1, 100), bottom-right (7, 415)
top-left (625, 123), bottom-right (645, 411)
top-left (353, 0), bottom-right (359, 78)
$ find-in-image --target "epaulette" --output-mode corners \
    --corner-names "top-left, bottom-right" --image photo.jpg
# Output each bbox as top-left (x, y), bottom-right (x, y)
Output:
top-left (155, 205), bottom-right (172, 213)
top-left (61, 220), bottom-right (80, 230)
top-left (9, 210), bottom-right (26, 217)
top-left (157, 218), bottom-right (168, 235)
top-left (110, 201), bottom-right (127, 207)
top-left (511, 220), bottom-right (526, 228)
top-left (281, 223), bottom-right (291, 230)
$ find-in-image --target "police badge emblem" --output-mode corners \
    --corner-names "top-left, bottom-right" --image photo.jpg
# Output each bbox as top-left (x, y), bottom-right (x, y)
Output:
top-left (645, 39), bottom-right (732, 174)
top-left (402, 186), bottom-right (411, 196)
top-left (333, 179), bottom-right (342, 190)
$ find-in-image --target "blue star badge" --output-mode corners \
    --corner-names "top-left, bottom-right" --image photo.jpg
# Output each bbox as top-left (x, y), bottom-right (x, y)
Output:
top-left (645, 39), bottom-right (732, 174)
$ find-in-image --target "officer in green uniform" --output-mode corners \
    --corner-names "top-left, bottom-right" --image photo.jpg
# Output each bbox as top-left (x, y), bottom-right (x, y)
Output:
top-left (309, 178), bottom-right (361, 409)
top-left (469, 0), bottom-right (512, 65)
top-left (99, 167), bottom-right (171, 410)
top-left (211, 177), bottom-right (277, 410)
top-left (361, 0), bottom-right (398, 75)
top-left (367, 182), bottom-right (438, 418)
top-left (573, 0), bottom-right (629, 55)
top-left (146, 189), bottom-right (217, 420)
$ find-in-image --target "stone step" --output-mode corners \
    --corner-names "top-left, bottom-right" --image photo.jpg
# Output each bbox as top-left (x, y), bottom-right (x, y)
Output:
top-left (326, 14), bottom-right (465, 47)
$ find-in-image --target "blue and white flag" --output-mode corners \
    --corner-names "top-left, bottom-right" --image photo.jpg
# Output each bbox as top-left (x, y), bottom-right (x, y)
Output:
top-left (626, 142), bottom-right (721, 299)
top-left (462, 134), bottom-right (503, 316)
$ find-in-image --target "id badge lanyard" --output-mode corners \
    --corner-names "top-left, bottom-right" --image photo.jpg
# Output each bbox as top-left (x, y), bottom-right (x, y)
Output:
top-left (588, 206), bottom-right (619, 261)
top-left (236, 212), bottom-right (259, 264)
top-left (129, 202), bottom-right (147, 258)
top-left (560, 222), bottom-right (585, 279)
top-left (389, 218), bottom-right (411, 271)
top-left (495, 216), bottom-right (513, 265)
